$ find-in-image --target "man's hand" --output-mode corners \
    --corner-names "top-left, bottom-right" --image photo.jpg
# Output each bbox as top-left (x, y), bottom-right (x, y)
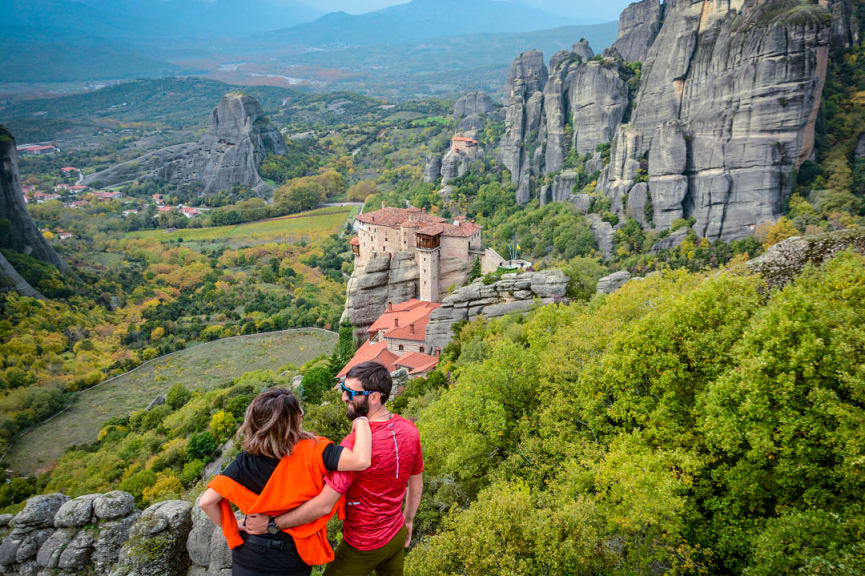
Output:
top-left (404, 518), bottom-right (413, 548)
top-left (243, 513), bottom-right (268, 535)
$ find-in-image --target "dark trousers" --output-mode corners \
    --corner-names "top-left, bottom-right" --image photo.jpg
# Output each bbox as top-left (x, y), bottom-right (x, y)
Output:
top-left (231, 533), bottom-right (312, 576)
top-left (323, 525), bottom-right (407, 576)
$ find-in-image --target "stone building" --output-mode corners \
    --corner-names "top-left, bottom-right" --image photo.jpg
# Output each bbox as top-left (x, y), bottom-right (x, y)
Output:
top-left (352, 204), bottom-right (488, 302)
top-left (337, 299), bottom-right (441, 380)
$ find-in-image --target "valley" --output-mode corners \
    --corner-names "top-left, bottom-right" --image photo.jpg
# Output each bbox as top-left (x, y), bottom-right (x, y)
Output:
top-left (0, 0), bottom-right (864, 574)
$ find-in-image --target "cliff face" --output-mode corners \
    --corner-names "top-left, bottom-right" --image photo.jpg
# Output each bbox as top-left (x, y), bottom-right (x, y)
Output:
top-left (0, 126), bottom-right (70, 295)
top-left (0, 127), bottom-right (70, 275)
top-left (500, 47), bottom-right (628, 204)
top-left (501, 0), bottom-right (832, 243)
top-left (85, 94), bottom-right (287, 195)
top-left (600, 0), bottom-right (831, 241)
top-left (607, 0), bottom-right (663, 63)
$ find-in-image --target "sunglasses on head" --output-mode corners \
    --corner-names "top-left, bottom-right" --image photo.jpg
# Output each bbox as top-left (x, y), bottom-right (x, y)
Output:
top-left (340, 381), bottom-right (374, 399)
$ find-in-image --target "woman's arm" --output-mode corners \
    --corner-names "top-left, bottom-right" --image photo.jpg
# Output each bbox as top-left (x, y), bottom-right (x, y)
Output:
top-left (198, 488), bottom-right (224, 527)
top-left (336, 416), bottom-right (371, 471)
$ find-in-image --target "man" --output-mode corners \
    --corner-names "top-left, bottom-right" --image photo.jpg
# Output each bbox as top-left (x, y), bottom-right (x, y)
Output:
top-left (244, 361), bottom-right (424, 576)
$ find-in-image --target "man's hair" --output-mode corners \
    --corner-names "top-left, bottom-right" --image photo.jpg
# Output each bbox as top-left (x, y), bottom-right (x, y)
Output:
top-left (346, 361), bottom-right (392, 403)
top-left (239, 388), bottom-right (313, 459)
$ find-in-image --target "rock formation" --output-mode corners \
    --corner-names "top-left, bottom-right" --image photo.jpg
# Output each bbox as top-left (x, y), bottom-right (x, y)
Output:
top-left (500, 45), bottom-right (628, 204)
top-left (341, 251), bottom-right (419, 340)
top-left (0, 127), bottom-right (70, 275)
top-left (747, 227), bottom-right (865, 288)
top-left (425, 269), bottom-right (569, 352)
top-left (0, 492), bottom-right (140, 576)
top-left (440, 139), bottom-right (484, 185)
top-left (500, 0), bottom-right (833, 245)
top-left (425, 93), bottom-right (499, 184)
top-left (597, 0), bottom-right (831, 242)
top-left (0, 125), bottom-right (71, 295)
top-left (85, 94), bottom-right (287, 195)
top-left (453, 91), bottom-right (495, 131)
top-left (596, 270), bottom-right (631, 294)
top-left (606, 0), bottom-right (663, 63)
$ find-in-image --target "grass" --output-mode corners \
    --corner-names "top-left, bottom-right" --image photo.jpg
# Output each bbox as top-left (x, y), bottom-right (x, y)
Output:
top-left (5, 328), bottom-right (337, 476)
top-left (127, 206), bottom-right (359, 248)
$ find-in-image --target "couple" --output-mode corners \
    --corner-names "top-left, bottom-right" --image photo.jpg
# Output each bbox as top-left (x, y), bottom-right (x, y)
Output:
top-left (199, 361), bottom-right (424, 576)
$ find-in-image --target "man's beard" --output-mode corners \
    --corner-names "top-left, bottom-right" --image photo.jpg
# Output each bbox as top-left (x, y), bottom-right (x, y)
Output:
top-left (346, 396), bottom-right (369, 420)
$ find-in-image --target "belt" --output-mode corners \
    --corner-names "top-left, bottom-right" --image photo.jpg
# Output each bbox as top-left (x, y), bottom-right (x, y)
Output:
top-left (242, 533), bottom-right (294, 551)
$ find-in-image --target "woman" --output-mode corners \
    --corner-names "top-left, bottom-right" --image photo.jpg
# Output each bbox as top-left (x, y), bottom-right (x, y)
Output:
top-left (199, 388), bottom-right (371, 576)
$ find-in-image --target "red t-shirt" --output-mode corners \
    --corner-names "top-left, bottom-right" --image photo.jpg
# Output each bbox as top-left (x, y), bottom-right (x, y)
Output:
top-left (324, 414), bottom-right (424, 551)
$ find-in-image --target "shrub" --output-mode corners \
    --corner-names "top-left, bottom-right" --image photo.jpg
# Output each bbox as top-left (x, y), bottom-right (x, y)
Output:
top-left (187, 431), bottom-right (219, 461)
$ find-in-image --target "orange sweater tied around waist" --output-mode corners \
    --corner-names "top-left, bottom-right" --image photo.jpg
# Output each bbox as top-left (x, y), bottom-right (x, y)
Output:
top-left (207, 436), bottom-right (346, 566)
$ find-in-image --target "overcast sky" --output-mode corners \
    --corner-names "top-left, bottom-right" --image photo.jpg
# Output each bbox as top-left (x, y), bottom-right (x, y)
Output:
top-left (300, 0), bottom-right (632, 22)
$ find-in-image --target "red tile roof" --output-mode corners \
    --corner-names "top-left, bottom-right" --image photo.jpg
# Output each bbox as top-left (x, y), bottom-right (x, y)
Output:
top-left (349, 237), bottom-right (359, 246)
top-left (452, 136), bottom-right (478, 144)
top-left (336, 340), bottom-right (400, 379)
top-left (356, 206), bottom-right (446, 229)
top-left (357, 207), bottom-right (481, 238)
top-left (394, 352), bottom-right (439, 375)
top-left (61, 167), bottom-right (77, 172)
top-left (368, 299), bottom-right (440, 342)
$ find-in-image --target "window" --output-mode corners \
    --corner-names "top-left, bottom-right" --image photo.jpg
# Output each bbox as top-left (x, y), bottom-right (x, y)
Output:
top-left (398, 344), bottom-right (404, 351)
top-left (420, 346), bottom-right (425, 353)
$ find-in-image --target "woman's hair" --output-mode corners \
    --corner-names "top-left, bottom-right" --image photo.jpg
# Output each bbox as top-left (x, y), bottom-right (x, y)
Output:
top-left (239, 388), bottom-right (313, 459)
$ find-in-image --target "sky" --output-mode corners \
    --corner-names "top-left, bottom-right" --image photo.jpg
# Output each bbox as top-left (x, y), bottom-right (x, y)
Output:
top-left (299, 0), bottom-right (633, 22)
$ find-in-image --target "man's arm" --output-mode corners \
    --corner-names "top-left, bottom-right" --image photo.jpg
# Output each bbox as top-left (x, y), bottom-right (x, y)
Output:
top-left (403, 473), bottom-right (423, 547)
top-left (243, 485), bottom-right (343, 533)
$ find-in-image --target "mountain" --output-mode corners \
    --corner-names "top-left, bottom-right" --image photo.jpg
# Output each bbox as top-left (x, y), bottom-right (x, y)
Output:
top-left (0, 0), bottom-right (321, 82)
top-left (266, 0), bottom-right (573, 47)
top-left (0, 0), bottom-right (321, 41)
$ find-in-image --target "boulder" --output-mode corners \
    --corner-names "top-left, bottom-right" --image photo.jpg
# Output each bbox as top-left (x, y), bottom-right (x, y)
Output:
top-left (54, 494), bottom-right (99, 528)
top-left (650, 227), bottom-right (690, 254)
top-left (13, 494), bottom-right (69, 531)
top-left (14, 528), bottom-right (52, 563)
top-left (111, 500), bottom-right (192, 576)
top-left (94, 491), bottom-right (136, 521)
top-left (93, 512), bottom-right (140, 573)
top-left (57, 528), bottom-right (95, 570)
top-left (596, 271), bottom-right (631, 295)
top-left (747, 228), bottom-right (865, 288)
top-left (36, 528), bottom-right (75, 568)
top-left (146, 395), bottom-right (166, 411)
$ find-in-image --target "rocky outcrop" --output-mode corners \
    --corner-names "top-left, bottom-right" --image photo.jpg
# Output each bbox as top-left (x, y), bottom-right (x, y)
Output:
top-left (111, 500), bottom-right (192, 576)
top-left (341, 251), bottom-right (419, 339)
top-left (454, 91), bottom-right (495, 131)
top-left (607, 0), bottom-right (663, 63)
top-left (598, 0), bottom-right (831, 242)
top-left (0, 125), bottom-right (71, 289)
top-left (0, 492), bottom-right (140, 576)
top-left (85, 94), bottom-right (287, 195)
top-left (747, 228), bottom-right (865, 288)
top-left (423, 155), bottom-right (443, 183)
top-left (440, 141), bottom-right (484, 185)
top-left (500, 45), bottom-right (628, 205)
top-left (0, 252), bottom-right (42, 298)
top-left (596, 270), bottom-right (631, 294)
top-left (425, 269), bottom-right (569, 352)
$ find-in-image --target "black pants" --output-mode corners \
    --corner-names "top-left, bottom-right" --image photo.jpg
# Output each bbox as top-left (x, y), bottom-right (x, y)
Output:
top-left (231, 533), bottom-right (312, 576)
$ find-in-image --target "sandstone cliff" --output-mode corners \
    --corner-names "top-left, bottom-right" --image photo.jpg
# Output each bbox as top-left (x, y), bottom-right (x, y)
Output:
top-left (606, 0), bottom-right (663, 63)
top-left (85, 94), bottom-right (287, 195)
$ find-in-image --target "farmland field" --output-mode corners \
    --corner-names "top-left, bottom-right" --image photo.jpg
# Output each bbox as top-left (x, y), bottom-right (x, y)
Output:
top-left (127, 205), bottom-right (359, 248)
top-left (5, 329), bottom-right (337, 476)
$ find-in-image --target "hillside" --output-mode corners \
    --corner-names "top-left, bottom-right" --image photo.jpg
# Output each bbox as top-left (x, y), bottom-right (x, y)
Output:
top-left (4, 328), bottom-right (336, 476)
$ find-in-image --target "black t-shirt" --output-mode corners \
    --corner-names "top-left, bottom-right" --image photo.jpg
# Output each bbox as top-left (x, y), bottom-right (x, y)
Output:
top-left (220, 443), bottom-right (343, 575)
